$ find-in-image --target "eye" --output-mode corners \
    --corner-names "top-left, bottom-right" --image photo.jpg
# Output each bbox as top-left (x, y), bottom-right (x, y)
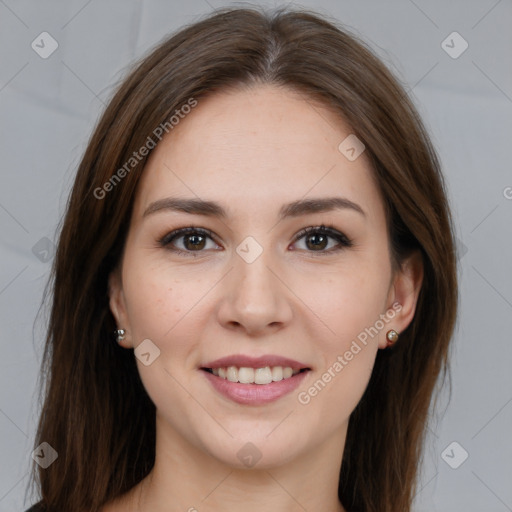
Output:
top-left (291, 224), bottom-right (353, 254)
top-left (158, 227), bottom-right (220, 256)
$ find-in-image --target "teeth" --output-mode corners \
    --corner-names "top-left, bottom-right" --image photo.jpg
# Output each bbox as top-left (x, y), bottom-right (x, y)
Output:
top-left (238, 367), bottom-right (254, 383)
top-left (208, 365), bottom-right (302, 384)
top-left (226, 366), bottom-right (238, 382)
top-left (271, 366), bottom-right (283, 381)
top-left (254, 366), bottom-right (272, 384)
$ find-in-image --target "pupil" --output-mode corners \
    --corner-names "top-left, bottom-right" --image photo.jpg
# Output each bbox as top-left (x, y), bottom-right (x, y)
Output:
top-left (185, 234), bottom-right (205, 250)
top-left (307, 233), bottom-right (327, 250)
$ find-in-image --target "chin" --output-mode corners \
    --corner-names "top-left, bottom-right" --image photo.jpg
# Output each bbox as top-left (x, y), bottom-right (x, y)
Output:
top-left (194, 424), bottom-right (309, 470)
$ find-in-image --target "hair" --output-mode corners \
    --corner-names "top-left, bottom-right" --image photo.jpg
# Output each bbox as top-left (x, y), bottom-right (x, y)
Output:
top-left (27, 5), bottom-right (458, 512)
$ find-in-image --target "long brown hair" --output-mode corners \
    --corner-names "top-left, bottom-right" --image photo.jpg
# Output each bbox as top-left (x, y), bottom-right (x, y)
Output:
top-left (28, 5), bottom-right (458, 512)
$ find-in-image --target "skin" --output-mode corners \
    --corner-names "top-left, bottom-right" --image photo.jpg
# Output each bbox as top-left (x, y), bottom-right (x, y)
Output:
top-left (104, 83), bottom-right (423, 512)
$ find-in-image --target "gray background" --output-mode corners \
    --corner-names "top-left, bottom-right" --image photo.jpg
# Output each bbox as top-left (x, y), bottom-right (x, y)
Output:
top-left (1, 0), bottom-right (511, 510)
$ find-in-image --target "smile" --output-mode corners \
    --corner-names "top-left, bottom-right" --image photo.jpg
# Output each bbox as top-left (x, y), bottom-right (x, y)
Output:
top-left (200, 367), bottom-right (311, 405)
top-left (202, 366), bottom-right (308, 384)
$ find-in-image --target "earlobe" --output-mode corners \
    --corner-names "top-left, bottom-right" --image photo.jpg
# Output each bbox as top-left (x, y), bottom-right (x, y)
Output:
top-left (383, 250), bottom-right (424, 347)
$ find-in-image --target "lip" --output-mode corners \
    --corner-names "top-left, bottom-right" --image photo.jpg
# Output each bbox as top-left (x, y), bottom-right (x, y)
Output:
top-left (201, 368), bottom-right (310, 405)
top-left (201, 354), bottom-right (310, 371)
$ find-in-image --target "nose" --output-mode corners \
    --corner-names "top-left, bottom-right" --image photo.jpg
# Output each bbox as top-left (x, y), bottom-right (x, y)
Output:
top-left (215, 243), bottom-right (293, 336)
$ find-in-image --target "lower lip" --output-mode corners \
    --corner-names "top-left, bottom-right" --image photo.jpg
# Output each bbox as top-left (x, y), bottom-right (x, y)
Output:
top-left (201, 369), bottom-right (310, 405)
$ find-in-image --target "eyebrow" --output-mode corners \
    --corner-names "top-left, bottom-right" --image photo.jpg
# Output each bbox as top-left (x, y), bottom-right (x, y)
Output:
top-left (142, 196), bottom-right (366, 220)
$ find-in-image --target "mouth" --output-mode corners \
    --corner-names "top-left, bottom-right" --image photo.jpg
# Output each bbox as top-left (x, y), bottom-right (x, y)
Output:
top-left (200, 364), bottom-right (311, 405)
top-left (200, 366), bottom-right (311, 385)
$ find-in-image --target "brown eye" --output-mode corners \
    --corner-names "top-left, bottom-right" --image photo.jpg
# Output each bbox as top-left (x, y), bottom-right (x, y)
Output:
top-left (159, 227), bottom-right (219, 255)
top-left (182, 233), bottom-right (207, 250)
top-left (292, 225), bottom-right (353, 254)
top-left (304, 231), bottom-right (329, 250)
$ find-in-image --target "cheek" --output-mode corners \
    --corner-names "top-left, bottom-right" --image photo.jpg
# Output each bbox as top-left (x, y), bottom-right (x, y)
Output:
top-left (122, 257), bottom-right (217, 376)
top-left (299, 260), bottom-right (390, 346)
top-left (121, 261), bottom-right (200, 406)
top-left (297, 286), bottom-right (383, 430)
top-left (122, 256), bottom-right (191, 346)
top-left (294, 259), bottom-right (389, 416)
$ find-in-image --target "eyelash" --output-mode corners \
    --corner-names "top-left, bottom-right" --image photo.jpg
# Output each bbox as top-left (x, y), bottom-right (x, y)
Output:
top-left (157, 224), bottom-right (353, 257)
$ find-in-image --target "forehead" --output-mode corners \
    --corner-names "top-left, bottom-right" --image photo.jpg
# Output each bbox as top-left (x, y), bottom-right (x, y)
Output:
top-left (131, 84), bottom-right (384, 225)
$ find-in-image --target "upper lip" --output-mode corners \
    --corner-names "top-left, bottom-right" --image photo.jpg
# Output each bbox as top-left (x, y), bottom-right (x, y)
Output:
top-left (202, 354), bottom-right (311, 371)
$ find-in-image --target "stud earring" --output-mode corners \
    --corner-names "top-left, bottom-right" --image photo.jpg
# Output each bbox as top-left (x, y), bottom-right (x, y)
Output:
top-left (114, 329), bottom-right (126, 344)
top-left (386, 329), bottom-right (399, 348)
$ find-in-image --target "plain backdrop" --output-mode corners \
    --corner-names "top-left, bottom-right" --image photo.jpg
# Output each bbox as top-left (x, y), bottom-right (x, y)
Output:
top-left (0, 1), bottom-right (511, 510)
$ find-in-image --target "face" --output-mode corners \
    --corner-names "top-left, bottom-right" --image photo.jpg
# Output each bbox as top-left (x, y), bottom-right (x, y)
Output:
top-left (109, 83), bottom-right (421, 469)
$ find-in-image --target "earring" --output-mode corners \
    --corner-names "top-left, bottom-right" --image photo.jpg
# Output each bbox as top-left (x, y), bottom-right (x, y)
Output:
top-left (114, 329), bottom-right (126, 344)
top-left (386, 329), bottom-right (399, 348)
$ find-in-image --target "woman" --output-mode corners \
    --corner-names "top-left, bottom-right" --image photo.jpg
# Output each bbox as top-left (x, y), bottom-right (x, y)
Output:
top-left (26, 5), bottom-right (458, 512)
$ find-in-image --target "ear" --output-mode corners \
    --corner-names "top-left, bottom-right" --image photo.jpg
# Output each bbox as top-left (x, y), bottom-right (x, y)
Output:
top-left (108, 267), bottom-right (133, 348)
top-left (380, 249), bottom-right (424, 349)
